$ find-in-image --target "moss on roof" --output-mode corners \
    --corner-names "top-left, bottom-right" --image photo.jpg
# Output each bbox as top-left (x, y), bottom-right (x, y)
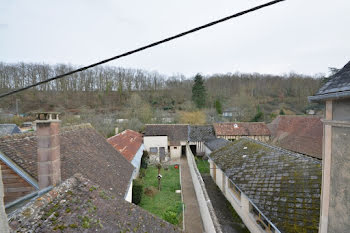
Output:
top-left (209, 138), bottom-right (321, 233)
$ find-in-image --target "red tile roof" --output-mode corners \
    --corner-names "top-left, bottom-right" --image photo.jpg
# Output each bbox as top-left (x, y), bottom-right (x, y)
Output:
top-left (213, 122), bottom-right (271, 136)
top-left (107, 129), bottom-right (143, 162)
top-left (268, 115), bottom-right (323, 159)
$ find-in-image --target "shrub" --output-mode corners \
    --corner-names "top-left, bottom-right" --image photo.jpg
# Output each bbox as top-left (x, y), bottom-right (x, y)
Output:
top-left (132, 179), bottom-right (143, 205)
top-left (139, 168), bottom-right (146, 178)
top-left (141, 151), bottom-right (149, 169)
top-left (163, 210), bottom-right (178, 225)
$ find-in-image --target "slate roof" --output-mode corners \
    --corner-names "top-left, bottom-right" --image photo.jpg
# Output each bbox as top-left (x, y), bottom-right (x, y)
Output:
top-left (0, 124), bottom-right (134, 198)
top-left (107, 129), bottom-right (143, 162)
top-left (144, 124), bottom-right (189, 146)
top-left (213, 122), bottom-right (270, 136)
top-left (0, 124), bottom-right (21, 136)
top-left (309, 61), bottom-right (350, 101)
top-left (9, 173), bottom-right (181, 233)
top-left (208, 138), bottom-right (321, 233)
top-left (268, 115), bottom-right (323, 159)
top-left (204, 138), bottom-right (230, 152)
top-left (188, 125), bottom-right (215, 142)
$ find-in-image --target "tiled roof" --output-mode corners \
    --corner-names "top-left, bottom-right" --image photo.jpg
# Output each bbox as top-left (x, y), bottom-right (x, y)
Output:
top-left (0, 124), bottom-right (21, 136)
top-left (0, 124), bottom-right (134, 198)
top-left (309, 61), bottom-right (350, 101)
top-left (209, 138), bottom-right (321, 233)
top-left (144, 124), bottom-right (188, 146)
top-left (9, 174), bottom-right (181, 233)
top-left (268, 115), bottom-right (323, 159)
top-left (213, 122), bottom-right (270, 136)
top-left (107, 129), bottom-right (143, 162)
top-left (203, 138), bottom-right (230, 152)
top-left (188, 125), bottom-right (215, 142)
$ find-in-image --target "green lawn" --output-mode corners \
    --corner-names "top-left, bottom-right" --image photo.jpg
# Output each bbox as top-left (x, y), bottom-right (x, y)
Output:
top-left (139, 166), bottom-right (183, 226)
top-left (195, 157), bottom-right (210, 174)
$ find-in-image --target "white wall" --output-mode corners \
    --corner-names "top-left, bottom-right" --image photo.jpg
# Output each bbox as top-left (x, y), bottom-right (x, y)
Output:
top-left (209, 161), bottom-right (278, 233)
top-left (170, 146), bottom-right (181, 160)
top-left (125, 180), bottom-right (132, 203)
top-left (143, 136), bottom-right (168, 162)
top-left (131, 144), bottom-right (144, 179)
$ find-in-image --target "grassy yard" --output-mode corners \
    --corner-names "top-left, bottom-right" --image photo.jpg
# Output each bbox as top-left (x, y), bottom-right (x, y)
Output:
top-left (195, 157), bottom-right (210, 174)
top-left (139, 166), bottom-right (183, 226)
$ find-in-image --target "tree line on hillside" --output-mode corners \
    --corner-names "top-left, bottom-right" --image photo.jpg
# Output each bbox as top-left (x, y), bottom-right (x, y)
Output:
top-left (0, 62), bottom-right (324, 131)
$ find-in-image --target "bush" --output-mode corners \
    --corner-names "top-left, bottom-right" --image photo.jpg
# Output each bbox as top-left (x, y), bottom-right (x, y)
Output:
top-left (163, 210), bottom-right (178, 225)
top-left (132, 179), bottom-right (143, 205)
top-left (139, 168), bottom-right (146, 178)
top-left (141, 151), bottom-right (149, 169)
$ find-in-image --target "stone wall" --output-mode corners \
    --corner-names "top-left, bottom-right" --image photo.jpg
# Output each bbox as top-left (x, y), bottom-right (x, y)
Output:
top-left (186, 144), bottom-right (222, 233)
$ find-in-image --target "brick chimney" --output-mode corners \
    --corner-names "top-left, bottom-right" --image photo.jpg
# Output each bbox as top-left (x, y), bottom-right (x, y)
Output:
top-left (35, 112), bottom-right (61, 189)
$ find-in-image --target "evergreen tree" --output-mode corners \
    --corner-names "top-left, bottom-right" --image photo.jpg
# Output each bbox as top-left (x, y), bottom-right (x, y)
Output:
top-left (251, 105), bottom-right (264, 122)
top-left (215, 99), bottom-right (222, 114)
top-left (192, 74), bottom-right (206, 109)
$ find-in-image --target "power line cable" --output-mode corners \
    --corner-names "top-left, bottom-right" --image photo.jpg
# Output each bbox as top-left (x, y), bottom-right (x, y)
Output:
top-left (0, 0), bottom-right (286, 99)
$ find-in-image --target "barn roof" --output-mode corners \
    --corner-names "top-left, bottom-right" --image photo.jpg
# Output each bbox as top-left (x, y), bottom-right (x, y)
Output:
top-left (0, 124), bottom-right (134, 198)
top-left (188, 125), bottom-right (215, 142)
top-left (213, 122), bottom-right (270, 136)
top-left (268, 115), bottom-right (323, 159)
top-left (203, 138), bottom-right (230, 152)
top-left (107, 129), bottom-right (143, 162)
top-left (9, 173), bottom-right (181, 233)
top-left (144, 124), bottom-right (188, 146)
top-left (309, 61), bottom-right (350, 102)
top-left (208, 138), bottom-right (321, 233)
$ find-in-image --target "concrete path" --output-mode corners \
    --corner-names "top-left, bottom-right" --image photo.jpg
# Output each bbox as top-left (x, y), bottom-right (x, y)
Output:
top-left (181, 157), bottom-right (204, 233)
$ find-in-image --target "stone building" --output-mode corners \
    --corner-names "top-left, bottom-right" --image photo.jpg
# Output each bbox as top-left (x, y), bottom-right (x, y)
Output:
top-left (143, 124), bottom-right (188, 162)
top-left (309, 60), bottom-right (350, 233)
top-left (213, 122), bottom-right (271, 142)
top-left (188, 125), bottom-right (215, 156)
top-left (208, 137), bottom-right (321, 233)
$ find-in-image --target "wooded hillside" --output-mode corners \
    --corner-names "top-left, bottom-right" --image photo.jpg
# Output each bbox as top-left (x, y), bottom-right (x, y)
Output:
top-left (0, 62), bottom-right (323, 136)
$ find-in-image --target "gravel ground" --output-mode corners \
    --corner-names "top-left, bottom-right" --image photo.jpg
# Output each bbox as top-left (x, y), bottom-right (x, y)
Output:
top-left (202, 174), bottom-right (250, 233)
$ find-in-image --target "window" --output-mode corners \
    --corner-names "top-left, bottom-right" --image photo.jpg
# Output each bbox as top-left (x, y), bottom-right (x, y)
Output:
top-left (150, 147), bottom-right (158, 154)
top-left (228, 180), bottom-right (241, 201)
top-left (174, 147), bottom-right (177, 149)
top-left (228, 139), bottom-right (235, 142)
top-left (249, 203), bottom-right (277, 233)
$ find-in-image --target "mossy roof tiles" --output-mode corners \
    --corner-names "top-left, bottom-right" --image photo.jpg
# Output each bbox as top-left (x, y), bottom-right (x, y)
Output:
top-left (9, 174), bottom-right (181, 233)
top-left (209, 138), bottom-right (321, 233)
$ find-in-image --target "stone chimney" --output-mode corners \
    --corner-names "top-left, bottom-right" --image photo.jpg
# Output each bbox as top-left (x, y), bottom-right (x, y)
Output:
top-left (35, 112), bottom-right (61, 189)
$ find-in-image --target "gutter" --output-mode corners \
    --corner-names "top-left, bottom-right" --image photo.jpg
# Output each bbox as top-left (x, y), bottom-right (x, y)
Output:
top-left (6, 186), bottom-right (52, 214)
top-left (0, 152), bottom-right (39, 190)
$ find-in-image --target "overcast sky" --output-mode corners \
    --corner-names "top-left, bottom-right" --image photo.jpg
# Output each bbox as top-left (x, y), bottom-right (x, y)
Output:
top-left (0, 0), bottom-right (349, 77)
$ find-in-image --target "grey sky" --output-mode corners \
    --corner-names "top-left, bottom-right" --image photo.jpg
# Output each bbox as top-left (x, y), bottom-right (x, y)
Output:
top-left (0, 0), bottom-right (349, 77)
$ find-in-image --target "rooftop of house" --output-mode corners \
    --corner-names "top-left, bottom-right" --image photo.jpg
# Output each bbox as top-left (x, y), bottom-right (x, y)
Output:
top-left (208, 138), bottom-right (321, 233)
top-left (188, 125), bottom-right (215, 142)
top-left (0, 124), bottom-right (21, 136)
top-left (0, 124), bottom-right (134, 199)
top-left (144, 124), bottom-right (189, 146)
top-left (107, 129), bottom-right (143, 162)
top-left (213, 122), bottom-right (271, 136)
top-left (203, 138), bottom-right (230, 152)
top-left (8, 173), bottom-right (181, 233)
top-left (309, 60), bottom-right (350, 102)
top-left (268, 115), bottom-right (323, 159)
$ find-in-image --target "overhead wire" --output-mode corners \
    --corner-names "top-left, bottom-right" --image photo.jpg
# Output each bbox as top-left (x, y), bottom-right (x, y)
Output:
top-left (0, 0), bottom-right (286, 99)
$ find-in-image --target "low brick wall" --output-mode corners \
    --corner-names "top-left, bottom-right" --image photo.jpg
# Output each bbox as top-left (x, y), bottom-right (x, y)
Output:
top-left (186, 144), bottom-right (222, 233)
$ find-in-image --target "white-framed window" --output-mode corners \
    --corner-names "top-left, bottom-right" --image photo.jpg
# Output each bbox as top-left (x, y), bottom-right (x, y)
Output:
top-left (150, 147), bottom-right (158, 154)
top-left (228, 180), bottom-right (241, 201)
top-left (249, 203), bottom-right (277, 233)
